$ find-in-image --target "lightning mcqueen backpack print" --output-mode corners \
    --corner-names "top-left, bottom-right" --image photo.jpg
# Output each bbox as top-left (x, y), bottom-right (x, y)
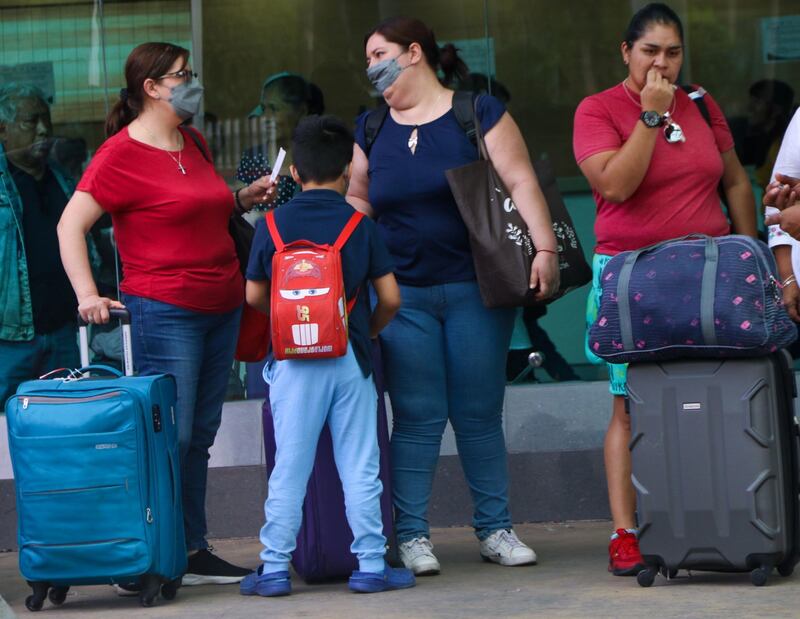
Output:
top-left (588, 235), bottom-right (797, 363)
top-left (266, 210), bottom-right (364, 360)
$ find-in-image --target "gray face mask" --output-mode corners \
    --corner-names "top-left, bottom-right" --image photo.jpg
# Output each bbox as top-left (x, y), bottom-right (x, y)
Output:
top-left (366, 56), bottom-right (406, 94)
top-left (169, 80), bottom-right (204, 120)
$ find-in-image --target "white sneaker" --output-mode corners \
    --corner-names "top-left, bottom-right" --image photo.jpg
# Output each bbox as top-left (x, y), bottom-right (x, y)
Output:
top-left (398, 537), bottom-right (441, 575)
top-left (480, 529), bottom-right (537, 566)
top-left (113, 583), bottom-right (140, 597)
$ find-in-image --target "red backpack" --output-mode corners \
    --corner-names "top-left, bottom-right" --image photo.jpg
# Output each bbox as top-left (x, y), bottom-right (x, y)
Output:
top-left (266, 209), bottom-right (364, 360)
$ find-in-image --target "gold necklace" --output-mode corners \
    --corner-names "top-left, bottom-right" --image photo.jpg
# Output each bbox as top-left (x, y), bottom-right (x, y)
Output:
top-left (407, 90), bottom-right (445, 155)
top-left (139, 121), bottom-right (186, 174)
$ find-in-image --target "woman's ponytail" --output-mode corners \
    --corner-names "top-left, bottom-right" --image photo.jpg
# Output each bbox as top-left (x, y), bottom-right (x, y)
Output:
top-left (105, 91), bottom-right (137, 137)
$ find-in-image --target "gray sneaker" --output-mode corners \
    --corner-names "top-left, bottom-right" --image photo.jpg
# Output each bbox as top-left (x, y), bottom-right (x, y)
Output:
top-left (398, 537), bottom-right (441, 575)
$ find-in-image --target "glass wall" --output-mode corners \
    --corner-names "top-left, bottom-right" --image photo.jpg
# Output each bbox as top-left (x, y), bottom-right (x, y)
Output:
top-left (2, 0), bottom-right (799, 399)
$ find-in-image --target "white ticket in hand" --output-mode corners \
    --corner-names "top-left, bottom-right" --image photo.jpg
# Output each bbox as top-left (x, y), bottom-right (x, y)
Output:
top-left (270, 147), bottom-right (287, 183)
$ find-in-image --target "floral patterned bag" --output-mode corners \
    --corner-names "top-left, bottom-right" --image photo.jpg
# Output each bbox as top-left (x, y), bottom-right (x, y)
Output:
top-left (445, 115), bottom-right (591, 308)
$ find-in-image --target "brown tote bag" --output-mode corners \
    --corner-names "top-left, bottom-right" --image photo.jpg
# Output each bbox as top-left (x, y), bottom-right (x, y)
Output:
top-left (445, 102), bottom-right (591, 308)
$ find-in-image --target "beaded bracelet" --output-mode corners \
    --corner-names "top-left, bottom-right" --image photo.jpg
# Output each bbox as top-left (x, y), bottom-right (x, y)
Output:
top-left (782, 274), bottom-right (797, 288)
top-left (233, 187), bottom-right (247, 215)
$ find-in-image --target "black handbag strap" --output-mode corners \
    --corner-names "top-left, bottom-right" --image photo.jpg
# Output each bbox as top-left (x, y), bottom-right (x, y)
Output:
top-left (681, 84), bottom-right (711, 127)
top-left (183, 127), bottom-right (212, 163)
top-left (681, 85), bottom-right (727, 203)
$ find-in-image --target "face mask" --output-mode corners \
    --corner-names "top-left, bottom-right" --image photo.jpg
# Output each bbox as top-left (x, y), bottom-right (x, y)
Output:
top-left (366, 55), bottom-right (406, 94)
top-left (168, 80), bottom-right (204, 120)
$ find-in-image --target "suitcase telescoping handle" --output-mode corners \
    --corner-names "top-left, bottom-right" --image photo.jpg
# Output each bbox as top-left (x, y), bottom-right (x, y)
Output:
top-left (77, 308), bottom-right (134, 377)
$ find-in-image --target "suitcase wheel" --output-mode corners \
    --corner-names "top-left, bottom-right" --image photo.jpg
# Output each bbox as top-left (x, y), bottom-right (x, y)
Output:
top-left (139, 575), bottom-right (161, 607)
top-left (48, 586), bottom-right (69, 606)
top-left (777, 563), bottom-right (794, 578)
top-left (24, 582), bottom-right (50, 612)
top-left (160, 578), bottom-right (181, 601)
top-left (750, 566), bottom-right (770, 587)
top-left (636, 567), bottom-right (657, 587)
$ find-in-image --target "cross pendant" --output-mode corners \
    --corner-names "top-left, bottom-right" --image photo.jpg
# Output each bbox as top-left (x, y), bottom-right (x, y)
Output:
top-left (178, 162), bottom-right (187, 174)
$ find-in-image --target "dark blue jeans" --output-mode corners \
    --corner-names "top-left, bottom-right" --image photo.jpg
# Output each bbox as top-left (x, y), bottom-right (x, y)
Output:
top-left (123, 294), bottom-right (242, 551)
top-left (0, 323), bottom-right (79, 403)
top-left (378, 281), bottom-right (515, 542)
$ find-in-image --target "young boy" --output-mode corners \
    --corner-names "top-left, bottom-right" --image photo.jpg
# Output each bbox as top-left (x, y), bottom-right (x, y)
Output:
top-left (241, 115), bottom-right (412, 596)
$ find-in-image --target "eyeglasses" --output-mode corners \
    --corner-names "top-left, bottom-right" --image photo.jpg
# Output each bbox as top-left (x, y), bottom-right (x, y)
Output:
top-left (156, 69), bottom-right (197, 82)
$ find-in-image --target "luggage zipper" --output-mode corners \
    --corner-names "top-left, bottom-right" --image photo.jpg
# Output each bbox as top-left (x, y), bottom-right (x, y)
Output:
top-left (23, 483), bottom-right (124, 496)
top-left (27, 537), bottom-right (138, 549)
top-left (20, 391), bottom-right (122, 410)
top-left (146, 507), bottom-right (153, 524)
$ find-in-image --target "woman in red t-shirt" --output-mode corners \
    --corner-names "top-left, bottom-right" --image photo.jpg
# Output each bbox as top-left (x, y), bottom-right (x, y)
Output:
top-left (58, 42), bottom-right (276, 586)
top-left (572, 3), bottom-right (756, 577)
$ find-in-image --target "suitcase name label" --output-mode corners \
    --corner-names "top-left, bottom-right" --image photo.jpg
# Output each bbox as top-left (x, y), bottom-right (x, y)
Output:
top-left (682, 402), bottom-right (702, 411)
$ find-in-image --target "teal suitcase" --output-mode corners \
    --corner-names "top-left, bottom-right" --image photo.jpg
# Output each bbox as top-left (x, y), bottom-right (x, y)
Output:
top-left (5, 310), bottom-right (186, 610)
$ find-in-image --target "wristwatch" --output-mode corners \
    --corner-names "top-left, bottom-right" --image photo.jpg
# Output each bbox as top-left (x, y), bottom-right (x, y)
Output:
top-left (639, 110), bottom-right (664, 128)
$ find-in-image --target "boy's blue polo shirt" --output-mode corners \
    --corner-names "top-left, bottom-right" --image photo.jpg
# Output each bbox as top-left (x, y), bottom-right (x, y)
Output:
top-left (246, 189), bottom-right (394, 377)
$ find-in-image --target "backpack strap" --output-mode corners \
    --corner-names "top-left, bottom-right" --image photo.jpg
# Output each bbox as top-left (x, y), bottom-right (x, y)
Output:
top-left (451, 90), bottom-right (478, 147)
top-left (333, 211), bottom-right (365, 250)
top-left (362, 90), bottom-right (480, 157)
top-left (335, 211), bottom-right (365, 313)
top-left (681, 85), bottom-right (711, 128)
top-left (363, 106), bottom-right (390, 158)
top-left (265, 210), bottom-right (285, 252)
top-left (346, 289), bottom-right (360, 314)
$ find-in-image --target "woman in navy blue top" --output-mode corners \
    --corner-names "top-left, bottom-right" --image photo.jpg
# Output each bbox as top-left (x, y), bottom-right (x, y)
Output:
top-left (347, 17), bottom-right (559, 574)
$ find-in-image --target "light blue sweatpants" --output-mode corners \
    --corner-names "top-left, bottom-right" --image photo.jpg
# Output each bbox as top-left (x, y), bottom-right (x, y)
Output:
top-left (260, 345), bottom-right (386, 573)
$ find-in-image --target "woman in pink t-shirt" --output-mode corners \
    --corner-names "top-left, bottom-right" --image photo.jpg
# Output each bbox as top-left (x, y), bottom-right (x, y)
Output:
top-left (572, 3), bottom-right (756, 577)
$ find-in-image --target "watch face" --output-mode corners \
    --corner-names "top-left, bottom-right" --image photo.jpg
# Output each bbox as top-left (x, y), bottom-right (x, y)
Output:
top-left (641, 111), bottom-right (662, 128)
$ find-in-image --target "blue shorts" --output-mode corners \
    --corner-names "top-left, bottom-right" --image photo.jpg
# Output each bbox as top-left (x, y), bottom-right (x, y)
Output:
top-left (585, 254), bottom-right (628, 396)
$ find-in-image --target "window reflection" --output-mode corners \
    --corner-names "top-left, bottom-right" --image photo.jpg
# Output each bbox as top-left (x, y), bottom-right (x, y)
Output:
top-left (1, 1), bottom-right (798, 399)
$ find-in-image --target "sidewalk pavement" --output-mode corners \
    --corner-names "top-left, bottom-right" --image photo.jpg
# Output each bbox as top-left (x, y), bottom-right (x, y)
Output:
top-left (2, 521), bottom-right (799, 619)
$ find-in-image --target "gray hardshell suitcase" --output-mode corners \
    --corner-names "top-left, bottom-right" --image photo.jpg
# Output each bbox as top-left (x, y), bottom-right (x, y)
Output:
top-left (627, 352), bottom-right (800, 586)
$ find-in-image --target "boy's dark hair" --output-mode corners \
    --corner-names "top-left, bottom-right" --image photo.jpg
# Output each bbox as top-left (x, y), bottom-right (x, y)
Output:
top-left (291, 115), bottom-right (354, 184)
top-left (623, 2), bottom-right (684, 49)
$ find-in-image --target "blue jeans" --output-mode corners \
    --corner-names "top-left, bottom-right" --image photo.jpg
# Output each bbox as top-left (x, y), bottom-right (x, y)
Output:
top-left (123, 294), bottom-right (242, 552)
top-left (0, 323), bottom-right (80, 404)
top-left (378, 281), bottom-right (515, 542)
top-left (261, 346), bottom-right (386, 573)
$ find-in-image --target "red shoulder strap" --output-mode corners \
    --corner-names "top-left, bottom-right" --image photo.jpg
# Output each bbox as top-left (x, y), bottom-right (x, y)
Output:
top-left (333, 211), bottom-right (364, 251)
top-left (336, 211), bottom-right (365, 314)
top-left (346, 288), bottom-right (360, 314)
top-left (265, 210), bottom-right (284, 252)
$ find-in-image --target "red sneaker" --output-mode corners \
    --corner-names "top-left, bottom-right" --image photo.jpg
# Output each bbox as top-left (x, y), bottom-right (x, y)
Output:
top-left (608, 529), bottom-right (645, 576)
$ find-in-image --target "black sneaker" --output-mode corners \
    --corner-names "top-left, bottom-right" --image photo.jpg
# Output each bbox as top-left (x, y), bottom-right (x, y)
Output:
top-left (182, 548), bottom-right (251, 586)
